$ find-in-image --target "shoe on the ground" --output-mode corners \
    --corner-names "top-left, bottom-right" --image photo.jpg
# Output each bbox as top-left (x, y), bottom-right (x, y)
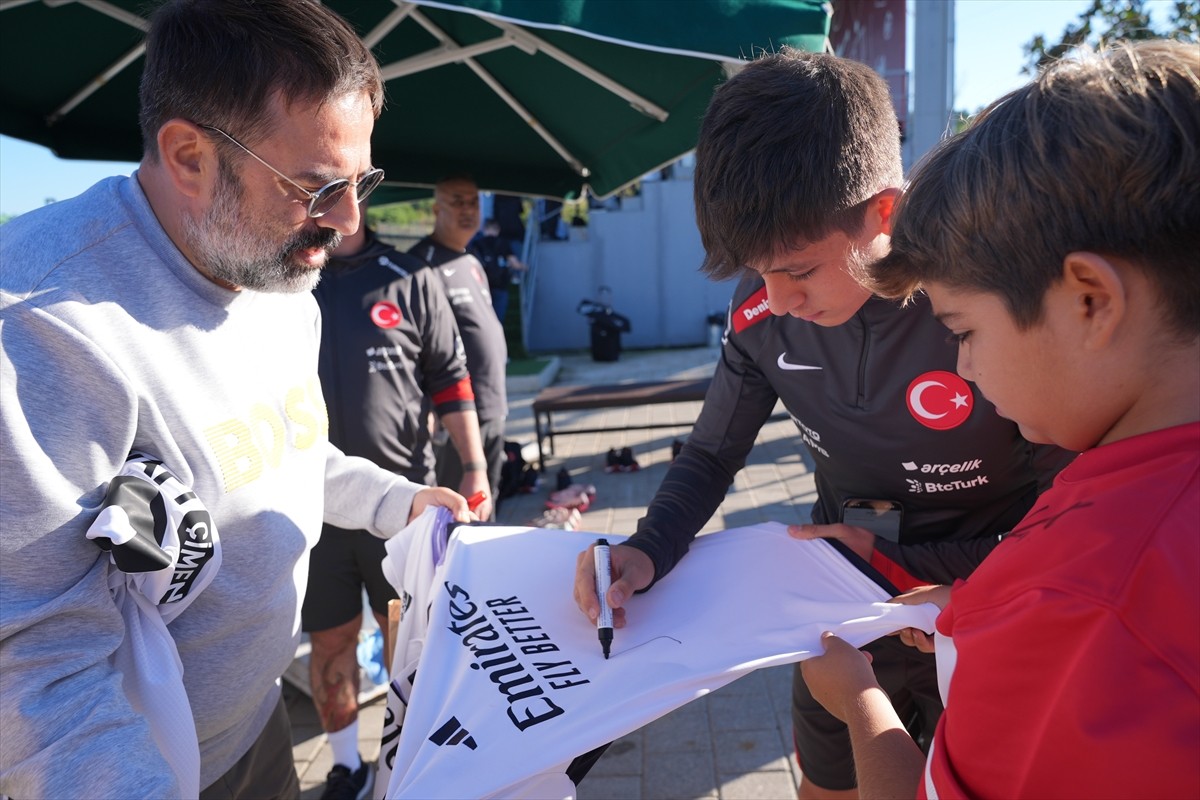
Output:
top-left (321, 759), bottom-right (374, 800)
top-left (556, 467), bottom-right (573, 491)
top-left (517, 467), bottom-right (541, 493)
top-left (528, 506), bottom-right (582, 530)
top-left (603, 447), bottom-right (621, 473)
top-left (546, 483), bottom-right (596, 512)
top-left (617, 446), bottom-right (640, 472)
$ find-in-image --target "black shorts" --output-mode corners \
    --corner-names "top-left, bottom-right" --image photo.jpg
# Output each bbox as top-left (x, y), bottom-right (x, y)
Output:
top-left (301, 524), bottom-right (398, 632)
top-left (791, 635), bottom-right (942, 791)
top-left (200, 693), bottom-right (299, 800)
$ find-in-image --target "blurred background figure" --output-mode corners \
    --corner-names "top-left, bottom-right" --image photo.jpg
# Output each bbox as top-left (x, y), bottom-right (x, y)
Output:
top-left (471, 216), bottom-right (527, 321)
top-left (410, 174), bottom-right (509, 510)
top-left (304, 206), bottom-right (489, 800)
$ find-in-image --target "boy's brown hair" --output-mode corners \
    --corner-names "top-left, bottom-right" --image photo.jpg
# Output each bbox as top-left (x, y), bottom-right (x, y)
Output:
top-left (871, 40), bottom-right (1200, 338)
top-left (694, 48), bottom-right (903, 279)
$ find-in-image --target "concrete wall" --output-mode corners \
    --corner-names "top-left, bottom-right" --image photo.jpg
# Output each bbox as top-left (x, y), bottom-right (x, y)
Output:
top-left (518, 0), bottom-right (958, 355)
top-left (524, 177), bottom-right (736, 354)
top-left (904, 0), bottom-right (956, 171)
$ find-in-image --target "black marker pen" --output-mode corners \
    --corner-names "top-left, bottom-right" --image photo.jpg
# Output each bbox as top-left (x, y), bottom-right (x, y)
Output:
top-left (593, 539), bottom-right (614, 659)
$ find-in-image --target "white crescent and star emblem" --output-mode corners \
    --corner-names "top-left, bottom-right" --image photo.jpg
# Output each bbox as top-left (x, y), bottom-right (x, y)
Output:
top-left (370, 301), bottom-right (403, 329)
top-left (906, 371), bottom-right (973, 430)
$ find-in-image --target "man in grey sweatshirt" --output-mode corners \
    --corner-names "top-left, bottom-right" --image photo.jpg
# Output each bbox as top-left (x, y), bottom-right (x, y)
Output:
top-left (0, 2), bottom-right (468, 798)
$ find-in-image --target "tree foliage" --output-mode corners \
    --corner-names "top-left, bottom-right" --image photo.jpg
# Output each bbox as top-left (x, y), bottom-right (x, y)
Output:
top-left (1024, 0), bottom-right (1199, 74)
top-left (367, 199), bottom-right (434, 228)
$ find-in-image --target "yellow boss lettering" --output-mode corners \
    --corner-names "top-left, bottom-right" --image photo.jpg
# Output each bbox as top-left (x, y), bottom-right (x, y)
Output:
top-left (205, 380), bottom-right (329, 493)
top-left (248, 402), bottom-right (286, 470)
top-left (286, 378), bottom-right (328, 449)
top-left (204, 419), bottom-right (263, 493)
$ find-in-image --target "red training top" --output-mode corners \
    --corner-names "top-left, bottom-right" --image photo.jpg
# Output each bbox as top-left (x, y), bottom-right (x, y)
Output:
top-left (922, 422), bottom-right (1200, 799)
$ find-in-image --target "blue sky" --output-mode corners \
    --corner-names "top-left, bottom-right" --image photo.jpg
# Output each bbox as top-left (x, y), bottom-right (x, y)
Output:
top-left (0, 0), bottom-right (1173, 217)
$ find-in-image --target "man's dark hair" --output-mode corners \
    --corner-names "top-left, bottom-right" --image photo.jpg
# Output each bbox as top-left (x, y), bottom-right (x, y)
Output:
top-left (434, 172), bottom-right (478, 189)
top-left (694, 48), bottom-right (903, 279)
top-left (139, 0), bottom-right (383, 159)
top-left (872, 40), bottom-right (1200, 338)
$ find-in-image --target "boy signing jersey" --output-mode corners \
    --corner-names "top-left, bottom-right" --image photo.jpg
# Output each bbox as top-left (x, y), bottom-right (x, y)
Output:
top-left (630, 273), bottom-right (1070, 591)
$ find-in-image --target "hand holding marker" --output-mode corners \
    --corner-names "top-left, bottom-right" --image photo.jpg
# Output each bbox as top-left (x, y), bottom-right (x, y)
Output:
top-left (593, 539), bottom-right (614, 658)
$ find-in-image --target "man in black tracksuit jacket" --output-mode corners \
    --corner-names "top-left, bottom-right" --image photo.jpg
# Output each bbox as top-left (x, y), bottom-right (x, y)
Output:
top-left (301, 224), bottom-right (489, 795)
top-left (314, 232), bottom-right (483, 490)
top-left (572, 50), bottom-right (1073, 798)
top-left (409, 175), bottom-right (509, 502)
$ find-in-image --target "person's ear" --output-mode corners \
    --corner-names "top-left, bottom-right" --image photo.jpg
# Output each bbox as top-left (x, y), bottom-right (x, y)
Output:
top-left (1060, 251), bottom-right (1126, 350)
top-left (868, 187), bottom-right (901, 236)
top-left (156, 119), bottom-right (214, 200)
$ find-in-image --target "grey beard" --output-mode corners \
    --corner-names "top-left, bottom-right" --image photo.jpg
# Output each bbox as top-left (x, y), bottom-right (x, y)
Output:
top-left (180, 166), bottom-right (340, 293)
top-left (183, 214), bottom-right (340, 293)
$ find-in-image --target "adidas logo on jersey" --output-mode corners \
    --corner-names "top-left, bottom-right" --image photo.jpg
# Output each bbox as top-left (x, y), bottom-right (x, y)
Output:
top-left (429, 716), bottom-right (477, 750)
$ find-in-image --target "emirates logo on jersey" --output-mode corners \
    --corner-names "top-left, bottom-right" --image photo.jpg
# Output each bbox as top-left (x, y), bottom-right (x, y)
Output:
top-left (370, 301), bottom-right (403, 329)
top-left (906, 371), bottom-right (973, 430)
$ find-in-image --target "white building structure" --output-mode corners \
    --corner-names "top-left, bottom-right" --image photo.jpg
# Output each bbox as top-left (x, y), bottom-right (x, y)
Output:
top-left (517, 0), bottom-right (955, 354)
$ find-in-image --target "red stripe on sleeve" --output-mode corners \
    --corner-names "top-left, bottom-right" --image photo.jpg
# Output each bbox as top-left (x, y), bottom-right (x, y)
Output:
top-left (433, 378), bottom-right (475, 405)
top-left (869, 550), bottom-right (927, 593)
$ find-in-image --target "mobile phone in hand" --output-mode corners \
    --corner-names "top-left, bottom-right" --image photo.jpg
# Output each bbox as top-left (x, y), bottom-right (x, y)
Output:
top-left (840, 498), bottom-right (903, 542)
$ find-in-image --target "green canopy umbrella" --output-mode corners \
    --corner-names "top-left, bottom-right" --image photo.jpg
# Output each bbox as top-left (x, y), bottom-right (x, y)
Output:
top-left (0, 0), bottom-right (828, 200)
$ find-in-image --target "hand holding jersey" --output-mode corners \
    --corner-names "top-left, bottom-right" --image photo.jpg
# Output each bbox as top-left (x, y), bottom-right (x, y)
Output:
top-left (411, 486), bottom-right (473, 523)
top-left (789, 522), bottom-right (875, 562)
top-left (888, 586), bottom-right (949, 653)
top-left (804, 585), bottom-right (952, 713)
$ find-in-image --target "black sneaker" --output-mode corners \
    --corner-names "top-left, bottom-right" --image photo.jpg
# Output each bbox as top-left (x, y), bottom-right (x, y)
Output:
top-left (603, 447), bottom-right (621, 473)
top-left (518, 467), bottom-right (541, 493)
top-left (321, 760), bottom-right (374, 800)
top-left (556, 467), bottom-right (573, 491)
top-left (617, 446), bottom-right (640, 472)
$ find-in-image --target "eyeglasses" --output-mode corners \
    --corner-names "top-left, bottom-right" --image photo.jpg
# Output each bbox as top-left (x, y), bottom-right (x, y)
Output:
top-left (200, 125), bottom-right (385, 218)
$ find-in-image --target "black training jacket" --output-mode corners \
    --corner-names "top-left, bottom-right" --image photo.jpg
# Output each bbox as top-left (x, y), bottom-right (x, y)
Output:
top-left (627, 272), bottom-right (1073, 587)
top-left (408, 236), bottom-right (508, 424)
top-left (315, 232), bottom-right (474, 485)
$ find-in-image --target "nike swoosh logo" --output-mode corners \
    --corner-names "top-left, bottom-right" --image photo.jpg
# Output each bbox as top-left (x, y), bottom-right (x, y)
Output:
top-left (777, 353), bottom-right (823, 371)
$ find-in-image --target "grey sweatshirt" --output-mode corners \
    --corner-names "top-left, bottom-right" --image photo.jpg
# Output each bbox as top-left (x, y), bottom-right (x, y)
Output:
top-left (0, 175), bottom-right (419, 798)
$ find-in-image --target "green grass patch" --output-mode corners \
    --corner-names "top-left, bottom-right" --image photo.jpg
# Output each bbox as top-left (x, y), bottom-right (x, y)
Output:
top-left (507, 357), bottom-right (552, 377)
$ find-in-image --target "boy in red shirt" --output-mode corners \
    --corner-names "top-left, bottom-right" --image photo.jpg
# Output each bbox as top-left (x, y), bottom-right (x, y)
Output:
top-left (800, 40), bottom-right (1199, 799)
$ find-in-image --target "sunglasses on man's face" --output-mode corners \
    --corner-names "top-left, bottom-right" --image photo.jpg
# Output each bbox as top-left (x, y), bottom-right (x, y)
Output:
top-left (200, 125), bottom-right (385, 218)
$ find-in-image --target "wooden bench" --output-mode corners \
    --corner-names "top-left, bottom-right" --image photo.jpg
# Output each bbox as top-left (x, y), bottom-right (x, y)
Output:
top-left (531, 377), bottom-right (712, 472)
